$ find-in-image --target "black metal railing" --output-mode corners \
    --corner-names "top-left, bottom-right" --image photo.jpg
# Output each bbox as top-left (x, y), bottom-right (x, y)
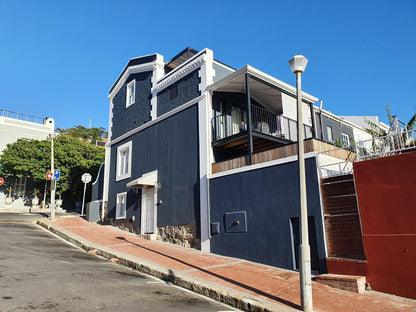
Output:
top-left (212, 105), bottom-right (312, 142)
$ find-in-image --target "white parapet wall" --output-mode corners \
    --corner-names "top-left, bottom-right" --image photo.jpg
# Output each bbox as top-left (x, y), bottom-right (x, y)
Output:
top-left (317, 153), bottom-right (354, 178)
top-left (0, 114), bottom-right (54, 154)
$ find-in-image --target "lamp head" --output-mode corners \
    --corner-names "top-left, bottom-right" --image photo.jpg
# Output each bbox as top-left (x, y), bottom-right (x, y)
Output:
top-left (289, 55), bottom-right (308, 73)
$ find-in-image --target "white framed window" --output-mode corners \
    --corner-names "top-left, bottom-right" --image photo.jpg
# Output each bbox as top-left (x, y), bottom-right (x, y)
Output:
top-left (326, 126), bottom-right (333, 142)
top-left (116, 141), bottom-right (132, 181)
top-left (126, 80), bottom-right (136, 107)
top-left (341, 133), bottom-right (350, 146)
top-left (116, 192), bottom-right (127, 219)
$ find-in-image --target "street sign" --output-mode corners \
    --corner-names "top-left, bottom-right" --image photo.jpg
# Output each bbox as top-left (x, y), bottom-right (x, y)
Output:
top-left (81, 173), bottom-right (92, 184)
top-left (54, 169), bottom-right (60, 181)
top-left (81, 173), bottom-right (92, 215)
top-left (46, 172), bottom-right (53, 180)
top-left (0, 177), bottom-right (4, 186)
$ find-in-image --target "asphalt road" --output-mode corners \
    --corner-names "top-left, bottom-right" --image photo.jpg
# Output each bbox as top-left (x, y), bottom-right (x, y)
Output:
top-left (0, 217), bottom-right (239, 312)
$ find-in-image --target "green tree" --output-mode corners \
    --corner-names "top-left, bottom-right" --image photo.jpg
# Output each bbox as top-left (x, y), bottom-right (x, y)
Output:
top-left (56, 125), bottom-right (107, 142)
top-left (0, 135), bottom-right (105, 200)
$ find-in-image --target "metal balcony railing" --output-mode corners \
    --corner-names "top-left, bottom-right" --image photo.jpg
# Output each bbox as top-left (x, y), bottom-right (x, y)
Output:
top-left (356, 128), bottom-right (416, 161)
top-left (0, 109), bottom-right (45, 124)
top-left (212, 105), bottom-right (312, 143)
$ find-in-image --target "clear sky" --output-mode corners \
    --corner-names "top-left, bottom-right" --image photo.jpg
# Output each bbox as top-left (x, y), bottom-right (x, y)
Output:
top-left (1, 0), bottom-right (415, 130)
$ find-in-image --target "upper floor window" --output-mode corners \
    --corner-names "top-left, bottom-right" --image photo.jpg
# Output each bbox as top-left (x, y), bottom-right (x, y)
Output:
top-left (116, 141), bottom-right (132, 181)
top-left (169, 84), bottom-right (178, 100)
top-left (126, 80), bottom-right (136, 107)
top-left (326, 126), bottom-right (333, 142)
top-left (341, 133), bottom-right (350, 147)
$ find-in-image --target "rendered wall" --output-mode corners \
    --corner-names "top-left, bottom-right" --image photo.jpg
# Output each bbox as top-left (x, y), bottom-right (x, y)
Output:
top-left (111, 71), bottom-right (153, 139)
top-left (157, 69), bottom-right (201, 116)
top-left (353, 151), bottom-right (416, 299)
top-left (108, 105), bottom-right (200, 231)
top-left (209, 157), bottom-right (327, 272)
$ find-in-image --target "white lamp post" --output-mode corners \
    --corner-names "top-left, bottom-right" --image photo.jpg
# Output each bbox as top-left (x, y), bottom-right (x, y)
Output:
top-left (289, 55), bottom-right (313, 312)
top-left (50, 132), bottom-right (56, 221)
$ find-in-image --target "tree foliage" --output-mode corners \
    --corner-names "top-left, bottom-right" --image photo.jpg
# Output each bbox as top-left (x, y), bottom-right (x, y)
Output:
top-left (0, 134), bottom-right (105, 199)
top-left (56, 125), bottom-right (107, 141)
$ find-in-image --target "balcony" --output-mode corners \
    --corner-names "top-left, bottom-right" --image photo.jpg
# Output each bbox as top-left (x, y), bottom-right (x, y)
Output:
top-left (208, 64), bottom-right (318, 165)
top-left (212, 105), bottom-right (313, 156)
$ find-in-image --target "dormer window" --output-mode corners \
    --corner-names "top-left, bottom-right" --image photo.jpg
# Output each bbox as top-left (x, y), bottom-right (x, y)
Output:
top-left (126, 80), bottom-right (136, 107)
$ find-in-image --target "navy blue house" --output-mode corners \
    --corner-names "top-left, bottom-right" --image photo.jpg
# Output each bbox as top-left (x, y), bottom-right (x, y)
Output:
top-left (101, 47), bottom-right (364, 273)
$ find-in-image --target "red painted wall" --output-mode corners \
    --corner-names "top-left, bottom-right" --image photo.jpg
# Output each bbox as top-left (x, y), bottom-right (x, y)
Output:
top-left (353, 151), bottom-right (416, 299)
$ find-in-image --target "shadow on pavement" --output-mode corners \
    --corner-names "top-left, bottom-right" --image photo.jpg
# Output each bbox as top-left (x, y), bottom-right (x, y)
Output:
top-left (116, 236), bottom-right (300, 310)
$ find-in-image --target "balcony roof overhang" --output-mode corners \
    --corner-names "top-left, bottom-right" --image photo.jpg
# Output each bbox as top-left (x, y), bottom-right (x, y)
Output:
top-left (208, 65), bottom-right (318, 110)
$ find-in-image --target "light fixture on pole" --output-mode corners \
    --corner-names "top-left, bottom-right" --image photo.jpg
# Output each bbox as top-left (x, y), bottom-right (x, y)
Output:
top-left (289, 55), bottom-right (313, 312)
top-left (49, 132), bottom-right (57, 221)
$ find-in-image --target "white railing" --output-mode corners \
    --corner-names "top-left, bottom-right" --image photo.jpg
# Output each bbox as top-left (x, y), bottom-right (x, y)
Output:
top-left (356, 128), bottom-right (416, 161)
top-left (317, 147), bottom-right (356, 178)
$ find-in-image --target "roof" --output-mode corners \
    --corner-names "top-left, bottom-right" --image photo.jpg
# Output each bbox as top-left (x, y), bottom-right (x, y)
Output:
top-left (209, 65), bottom-right (319, 113)
top-left (109, 54), bottom-right (158, 93)
top-left (165, 47), bottom-right (199, 72)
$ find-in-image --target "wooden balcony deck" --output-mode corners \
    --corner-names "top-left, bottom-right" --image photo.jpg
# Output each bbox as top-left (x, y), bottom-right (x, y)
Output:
top-left (211, 139), bottom-right (356, 174)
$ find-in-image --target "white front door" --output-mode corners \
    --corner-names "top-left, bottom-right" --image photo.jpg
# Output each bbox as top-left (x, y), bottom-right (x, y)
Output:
top-left (141, 187), bottom-right (155, 234)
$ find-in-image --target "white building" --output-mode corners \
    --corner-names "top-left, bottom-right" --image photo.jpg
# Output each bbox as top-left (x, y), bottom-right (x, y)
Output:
top-left (0, 109), bottom-right (55, 206)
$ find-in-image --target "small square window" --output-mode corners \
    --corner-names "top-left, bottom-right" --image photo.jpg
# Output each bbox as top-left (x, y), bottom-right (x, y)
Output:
top-left (116, 141), bottom-right (132, 181)
top-left (126, 80), bottom-right (135, 107)
top-left (326, 126), bottom-right (333, 142)
top-left (169, 84), bottom-right (178, 100)
top-left (341, 133), bottom-right (350, 146)
top-left (116, 192), bottom-right (127, 219)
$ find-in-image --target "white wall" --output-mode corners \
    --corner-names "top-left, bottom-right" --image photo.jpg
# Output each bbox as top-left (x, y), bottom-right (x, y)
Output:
top-left (0, 116), bottom-right (54, 153)
top-left (281, 93), bottom-right (312, 126)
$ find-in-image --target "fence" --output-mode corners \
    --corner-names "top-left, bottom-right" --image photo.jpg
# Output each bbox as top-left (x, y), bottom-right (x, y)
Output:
top-left (356, 128), bottom-right (416, 161)
top-left (0, 109), bottom-right (45, 124)
top-left (212, 105), bottom-right (312, 142)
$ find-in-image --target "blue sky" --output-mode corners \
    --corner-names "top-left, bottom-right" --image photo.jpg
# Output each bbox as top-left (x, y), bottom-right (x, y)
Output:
top-left (1, 0), bottom-right (415, 130)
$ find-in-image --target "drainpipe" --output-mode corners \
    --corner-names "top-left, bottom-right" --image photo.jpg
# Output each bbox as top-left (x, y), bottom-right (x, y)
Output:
top-left (310, 103), bottom-right (316, 139)
top-left (207, 178), bottom-right (212, 239)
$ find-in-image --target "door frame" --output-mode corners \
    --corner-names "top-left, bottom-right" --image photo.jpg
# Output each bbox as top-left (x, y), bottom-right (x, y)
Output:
top-left (140, 186), bottom-right (157, 236)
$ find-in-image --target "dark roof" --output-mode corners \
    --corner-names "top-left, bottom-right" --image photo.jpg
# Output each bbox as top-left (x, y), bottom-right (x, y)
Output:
top-left (165, 47), bottom-right (199, 72)
top-left (109, 54), bottom-right (157, 93)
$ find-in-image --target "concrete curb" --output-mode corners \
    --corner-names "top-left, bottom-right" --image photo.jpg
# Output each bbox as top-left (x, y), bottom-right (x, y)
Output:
top-left (37, 220), bottom-right (296, 312)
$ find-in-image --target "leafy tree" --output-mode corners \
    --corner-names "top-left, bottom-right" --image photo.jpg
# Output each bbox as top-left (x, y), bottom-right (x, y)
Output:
top-left (56, 125), bottom-right (107, 142)
top-left (0, 134), bottom-right (105, 200)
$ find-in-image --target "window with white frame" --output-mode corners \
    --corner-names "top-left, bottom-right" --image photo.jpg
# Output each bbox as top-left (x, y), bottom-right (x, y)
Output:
top-left (326, 126), bottom-right (333, 142)
top-left (126, 80), bottom-right (135, 107)
top-left (116, 192), bottom-right (127, 219)
top-left (341, 133), bottom-right (350, 146)
top-left (116, 141), bottom-right (132, 181)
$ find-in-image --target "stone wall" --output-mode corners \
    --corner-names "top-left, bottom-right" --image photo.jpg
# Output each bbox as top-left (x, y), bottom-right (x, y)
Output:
top-left (157, 223), bottom-right (200, 250)
top-left (103, 217), bottom-right (200, 250)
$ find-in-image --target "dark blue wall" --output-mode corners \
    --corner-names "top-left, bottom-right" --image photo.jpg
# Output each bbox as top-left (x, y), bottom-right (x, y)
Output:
top-left (209, 157), bottom-right (327, 272)
top-left (111, 71), bottom-right (153, 139)
top-left (157, 69), bottom-right (201, 116)
top-left (108, 105), bottom-right (200, 232)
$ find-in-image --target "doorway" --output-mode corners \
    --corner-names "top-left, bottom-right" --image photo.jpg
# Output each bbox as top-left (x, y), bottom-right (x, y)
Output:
top-left (141, 187), bottom-right (156, 234)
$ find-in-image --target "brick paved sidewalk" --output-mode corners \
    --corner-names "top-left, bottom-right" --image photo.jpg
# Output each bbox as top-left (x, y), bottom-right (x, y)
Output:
top-left (38, 216), bottom-right (416, 312)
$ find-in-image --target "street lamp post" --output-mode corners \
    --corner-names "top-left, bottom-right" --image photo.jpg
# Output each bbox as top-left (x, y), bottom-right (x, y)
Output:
top-left (50, 132), bottom-right (56, 221)
top-left (289, 55), bottom-right (313, 312)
